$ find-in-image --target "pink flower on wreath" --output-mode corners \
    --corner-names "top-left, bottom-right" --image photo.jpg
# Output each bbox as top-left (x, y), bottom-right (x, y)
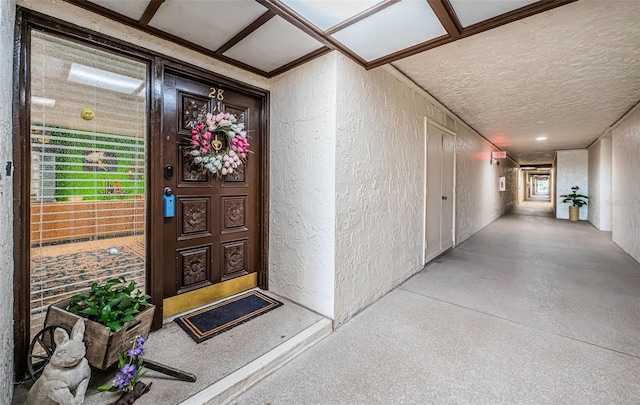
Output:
top-left (200, 148), bottom-right (207, 154)
top-left (196, 122), bottom-right (205, 130)
top-left (231, 145), bottom-right (237, 152)
top-left (192, 134), bottom-right (199, 140)
top-left (240, 152), bottom-right (246, 159)
top-left (191, 140), bottom-right (199, 146)
top-left (191, 128), bottom-right (199, 136)
top-left (203, 132), bottom-right (211, 140)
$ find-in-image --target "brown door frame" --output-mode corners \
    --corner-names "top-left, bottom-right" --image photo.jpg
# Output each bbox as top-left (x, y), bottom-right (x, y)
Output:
top-left (12, 9), bottom-right (270, 380)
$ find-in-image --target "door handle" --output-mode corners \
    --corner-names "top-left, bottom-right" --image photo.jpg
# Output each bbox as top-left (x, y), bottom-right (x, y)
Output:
top-left (442, 196), bottom-right (448, 200)
top-left (163, 187), bottom-right (175, 217)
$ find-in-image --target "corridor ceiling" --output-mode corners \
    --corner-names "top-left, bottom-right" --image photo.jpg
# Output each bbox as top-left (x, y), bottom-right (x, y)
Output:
top-left (68, 0), bottom-right (640, 165)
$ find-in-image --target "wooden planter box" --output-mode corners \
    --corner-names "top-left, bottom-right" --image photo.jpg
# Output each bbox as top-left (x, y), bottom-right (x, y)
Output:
top-left (45, 300), bottom-right (155, 370)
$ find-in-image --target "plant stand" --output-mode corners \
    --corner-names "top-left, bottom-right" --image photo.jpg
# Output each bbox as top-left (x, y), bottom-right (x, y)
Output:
top-left (45, 300), bottom-right (155, 369)
top-left (569, 206), bottom-right (579, 221)
top-left (29, 301), bottom-right (196, 385)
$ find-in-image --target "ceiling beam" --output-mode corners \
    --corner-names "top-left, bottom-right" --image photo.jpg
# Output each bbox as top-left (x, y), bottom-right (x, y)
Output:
top-left (426, 0), bottom-right (461, 39)
top-left (256, 0), bottom-right (369, 68)
top-left (266, 47), bottom-right (332, 78)
top-left (460, 0), bottom-right (577, 37)
top-left (325, 0), bottom-right (401, 36)
top-left (367, 35), bottom-right (453, 69)
top-left (369, 0), bottom-right (577, 68)
top-left (65, 0), bottom-right (579, 78)
top-left (139, 0), bottom-right (165, 27)
top-left (215, 10), bottom-right (276, 56)
top-left (64, 0), bottom-right (270, 77)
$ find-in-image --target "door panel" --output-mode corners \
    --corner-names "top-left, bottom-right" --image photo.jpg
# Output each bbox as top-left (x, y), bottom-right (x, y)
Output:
top-left (425, 124), bottom-right (442, 261)
top-left (441, 133), bottom-right (455, 250)
top-left (161, 72), bottom-right (261, 314)
top-left (425, 123), bottom-right (455, 263)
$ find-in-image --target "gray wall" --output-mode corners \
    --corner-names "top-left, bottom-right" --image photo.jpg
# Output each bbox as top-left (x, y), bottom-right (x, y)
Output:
top-left (1, 0), bottom-right (16, 398)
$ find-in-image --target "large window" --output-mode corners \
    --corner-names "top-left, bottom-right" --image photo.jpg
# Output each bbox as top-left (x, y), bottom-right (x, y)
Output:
top-left (29, 31), bottom-right (148, 339)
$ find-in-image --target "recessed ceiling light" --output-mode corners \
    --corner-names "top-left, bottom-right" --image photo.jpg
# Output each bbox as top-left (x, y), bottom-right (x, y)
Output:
top-left (68, 63), bottom-right (143, 94)
top-left (536, 136), bottom-right (547, 141)
top-left (31, 96), bottom-right (56, 107)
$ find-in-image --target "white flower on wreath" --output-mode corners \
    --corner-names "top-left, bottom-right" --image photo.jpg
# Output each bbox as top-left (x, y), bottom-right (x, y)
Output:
top-left (188, 112), bottom-right (250, 177)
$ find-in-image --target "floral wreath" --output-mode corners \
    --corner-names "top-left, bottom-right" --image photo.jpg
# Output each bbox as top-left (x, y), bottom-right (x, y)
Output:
top-left (188, 112), bottom-right (249, 177)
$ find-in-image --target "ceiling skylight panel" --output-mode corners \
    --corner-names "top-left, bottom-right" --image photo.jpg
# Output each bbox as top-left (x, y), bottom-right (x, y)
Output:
top-left (87, 0), bottom-right (149, 20)
top-left (223, 16), bottom-right (324, 73)
top-left (149, 0), bottom-right (269, 51)
top-left (449, 0), bottom-right (539, 27)
top-left (332, 0), bottom-right (446, 62)
top-left (281, 0), bottom-right (383, 30)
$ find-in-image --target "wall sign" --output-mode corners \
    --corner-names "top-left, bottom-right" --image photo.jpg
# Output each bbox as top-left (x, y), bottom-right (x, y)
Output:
top-left (492, 151), bottom-right (506, 159)
top-left (499, 176), bottom-right (506, 191)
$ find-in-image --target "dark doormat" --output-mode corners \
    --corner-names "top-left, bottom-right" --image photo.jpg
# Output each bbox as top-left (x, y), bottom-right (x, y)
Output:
top-left (174, 290), bottom-right (283, 343)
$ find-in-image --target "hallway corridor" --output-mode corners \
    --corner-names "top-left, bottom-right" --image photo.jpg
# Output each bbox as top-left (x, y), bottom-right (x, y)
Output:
top-left (234, 204), bottom-right (640, 404)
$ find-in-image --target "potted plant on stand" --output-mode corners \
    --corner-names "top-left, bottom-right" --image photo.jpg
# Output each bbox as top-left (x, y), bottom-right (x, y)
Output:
top-left (560, 186), bottom-right (588, 221)
top-left (45, 277), bottom-right (155, 370)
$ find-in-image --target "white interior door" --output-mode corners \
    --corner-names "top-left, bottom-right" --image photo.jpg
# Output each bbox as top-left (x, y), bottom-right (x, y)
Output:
top-left (425, 123), bottom-right (455, 264)
top-left (441, 133), bottom-right (455, 250)
top-left (425, 124), bottom-right (442, 262)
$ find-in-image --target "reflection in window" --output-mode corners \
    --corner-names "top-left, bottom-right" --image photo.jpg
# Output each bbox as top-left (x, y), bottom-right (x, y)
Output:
top-left (29, 30), bottom-right (148, 341)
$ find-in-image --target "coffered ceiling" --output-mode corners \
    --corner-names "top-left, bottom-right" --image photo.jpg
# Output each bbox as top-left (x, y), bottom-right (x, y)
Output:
top-left (70, 0), bottom-right (574, 77)
top-left (63, 0), bottom-right (640, 165)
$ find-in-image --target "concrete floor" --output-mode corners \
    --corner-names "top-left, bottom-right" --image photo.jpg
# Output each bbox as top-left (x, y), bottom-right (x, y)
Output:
top-left (233, 201), bottom-right (640, 404)
top-left (12, 292), bottom-right (326, 405)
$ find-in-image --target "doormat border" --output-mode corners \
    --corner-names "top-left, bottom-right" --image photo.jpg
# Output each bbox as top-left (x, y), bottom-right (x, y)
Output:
top-left (174, 290), bottom-right (283, 343)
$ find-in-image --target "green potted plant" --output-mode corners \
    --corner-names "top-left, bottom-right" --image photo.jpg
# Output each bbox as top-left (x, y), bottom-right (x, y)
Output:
top-left (45, 277), bottom-right (155, 370)
top-left (560, 186), bottom-right (588, 222)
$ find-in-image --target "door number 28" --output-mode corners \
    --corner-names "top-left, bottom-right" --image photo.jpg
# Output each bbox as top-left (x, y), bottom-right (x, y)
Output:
top-left (209, 87), bottom-right (225, 112)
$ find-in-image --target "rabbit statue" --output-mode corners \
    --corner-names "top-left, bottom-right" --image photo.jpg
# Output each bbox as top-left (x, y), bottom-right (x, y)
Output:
top-left (27, 319), bottom-right (92, 405)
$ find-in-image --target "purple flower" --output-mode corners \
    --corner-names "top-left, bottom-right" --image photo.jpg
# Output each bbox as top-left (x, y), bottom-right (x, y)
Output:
top-left (136, 336), bottom-right (147, 346)
top-left (113, 370), bottom-right (133, 390)
top-left (121, 364), bottom-right (138, 378)
top-left (128, 346), bottom-right (144, 359)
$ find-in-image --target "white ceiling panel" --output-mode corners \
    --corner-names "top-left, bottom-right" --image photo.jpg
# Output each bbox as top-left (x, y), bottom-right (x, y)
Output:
top-left (223, 16), bottom-right (324, 73)
top-left (149, 0), bottom-right (268, 51)
top-left (449, 0), bottom-right (538, 27)
top-left (280, 0), bottom-right (382, 30)
top-left (332, 0), bottom-right (446, 62)
top-left (88, 0), bottom-right (150, 20)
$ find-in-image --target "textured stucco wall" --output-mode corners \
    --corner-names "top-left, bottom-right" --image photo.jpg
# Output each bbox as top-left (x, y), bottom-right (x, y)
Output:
top-left (555, 150), bottom-right (589, 220)
top-left (612, 107), bottom-right (640, 262)
top-left (269, 54), bottom-right (337, 318)
top-left (588, 136), bottom-right (612, 231)
top-left (1, 0), bottom-right (16, 397)
top-left (454, 124), bottom-right (518, 244)
top-left (334, 56), bottom-right (426, 326)
top-left (14, 0), bottom-right (520, 330)
top-left (333, 54), bottom-right (518, 326)
top-left (16, 0), bottom-right (270, 90)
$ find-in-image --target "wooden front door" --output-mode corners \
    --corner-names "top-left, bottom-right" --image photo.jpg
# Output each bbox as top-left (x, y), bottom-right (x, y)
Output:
top-left (160, 71), bottom-right (263, 317)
